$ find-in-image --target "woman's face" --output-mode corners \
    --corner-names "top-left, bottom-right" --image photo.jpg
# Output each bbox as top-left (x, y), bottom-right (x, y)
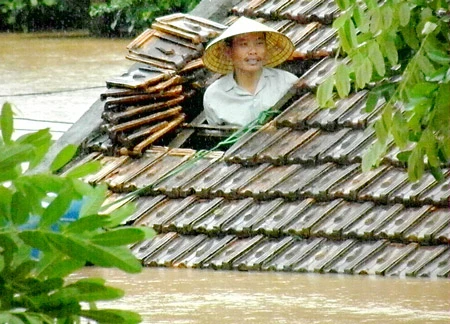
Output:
top-left (227, 32), bottom-right (267, 74)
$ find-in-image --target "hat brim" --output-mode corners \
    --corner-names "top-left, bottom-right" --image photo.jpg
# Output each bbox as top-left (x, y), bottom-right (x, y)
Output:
top-left (202, 17), bottom-right (294, 74)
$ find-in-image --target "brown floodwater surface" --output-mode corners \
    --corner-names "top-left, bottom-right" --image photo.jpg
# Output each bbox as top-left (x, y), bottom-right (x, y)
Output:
top-left (72, 267), bottom-right (450, 324)
top-left (0, 32), bottom-right (131, 138)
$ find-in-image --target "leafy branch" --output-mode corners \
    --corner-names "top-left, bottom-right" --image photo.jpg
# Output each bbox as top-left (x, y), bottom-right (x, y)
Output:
top-left (0, 102), bottom-right (154, 323)
top-left (317, 0), bottom-right (450, 181)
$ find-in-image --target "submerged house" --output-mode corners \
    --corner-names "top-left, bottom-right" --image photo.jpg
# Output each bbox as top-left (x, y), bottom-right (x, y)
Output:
top-left (57, 0), bottom-right (449, 278)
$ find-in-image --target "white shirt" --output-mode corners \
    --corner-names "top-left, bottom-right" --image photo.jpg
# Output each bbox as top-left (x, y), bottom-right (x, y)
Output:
top-left (203, 67), bottom-right (298, 127)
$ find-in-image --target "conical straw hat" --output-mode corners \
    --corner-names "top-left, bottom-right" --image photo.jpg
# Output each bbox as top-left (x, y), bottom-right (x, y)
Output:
top-left (202, 16), bottom-right (294, 74)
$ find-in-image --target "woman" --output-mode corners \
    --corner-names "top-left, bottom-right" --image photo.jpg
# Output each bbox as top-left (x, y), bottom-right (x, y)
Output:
top-left (202, 16), bottom-right (298, 127)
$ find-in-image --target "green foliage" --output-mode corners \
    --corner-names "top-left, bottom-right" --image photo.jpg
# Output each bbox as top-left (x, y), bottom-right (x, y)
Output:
top-left (0, 0), bottom-right (89, 31)
top-left (0, 102), bottom-right (155, 323)
top-left (89, 0), bottom-right (201, 36)
top-left (317, 0), bottom-right (450, 181)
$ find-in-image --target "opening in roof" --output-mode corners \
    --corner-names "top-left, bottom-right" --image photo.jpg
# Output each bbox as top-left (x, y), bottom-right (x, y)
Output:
top-left (90, 14), bottom-right (315, 157)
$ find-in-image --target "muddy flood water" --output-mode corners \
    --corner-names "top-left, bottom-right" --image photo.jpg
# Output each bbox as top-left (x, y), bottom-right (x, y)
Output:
top-left (73, 267), bottom-right (450, 324)
top-left (2, 32), bottom-right (450, 323)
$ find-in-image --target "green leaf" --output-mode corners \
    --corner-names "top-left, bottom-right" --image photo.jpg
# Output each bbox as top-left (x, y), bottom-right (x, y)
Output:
top-left (1, 102), bottom-right (14, 145)
top-left (425, 46), bottom-right (450, 65)
top-left (429, 166), bottom-right (444, 182)
top-left (11, 192), bottom-right (31, 225)
top-left (362, 140), bottom-right (388, 172)
top-left (79, 183), bottom-right (108, 218)
top-left (370, 8), bottom-right (382, 34)
top-left (381, 103), bottom-right (393, 132)
top-left (334, 0), bottom-right (350, 9)
top-left (79, 309), bottom-right (141, 324)
top-left (396, 150), bottom-right (411, 163)
top-left (427, 66), bottom-right (449, 82)
top-left (65, 214), bottom-right (110, 234)
top-left (14, 180), bottom-right (46, 215)
top-left (368, 41), bottom-right (386, 76)
top-left (415, 53), bottom-right (436, 76)
top-left (333, 11), bottom-right (350, 30)
top-left (102, 199), bottom-right (136, 228)
top-left (391, 111), bottom-right (409, 148)
top-left (13, 313), bottom-right (52, 324)
top-left (91, 228), bottom-right (147, 246)
top-left (355, 57), bottom-right (373, 89)
top-left (353, 5), bottom-right (368, 33)
top-left (398, 2), bottom-right (410, 26)
top-left (21, 174), bottom-right (66, 194)
top-left (27, 277), bottom-right (64, 295)
top-left (381, 5), bottom-right (393, 30)
top-left (344, 19), bottom-right (358, 50)
top-left (407, 145), bottom-right (424, 181)
top-left (410, 82), bottom-right (438, 98)
top-left (0, 144), bottom-right (34, 171)
top-left (422, 129), bottom-right (441, 168)
top-left (0, 234), bottom-right (18, 267)
top-left (50, 144), bottom-right (78, 173)
top-left (64, 161), bottom-right (102, 179)
top-left (365, 0), bottom-right (377, 9)
top-left (0, 186), bottom-right (13, 225)
top-left (0, 313), bottom-right (25, 324)
top-left (317, 77), bottom-right (335, 107)
top-left (335, 63), bottom-right (351, 98)
top-left (18, 230), bottom-right (54, 252)
top-left (36, 255), bottom-right (85, 279)
top-left (22, 231), bottom-right (142, 273)
top-left (15, 128), bottom-right (52, 148)
top-left (374, 119), bottom-right (388, 144)
top-left (400, 26), bottom-right (419, 50)
top-left (421, 21), bottom-right (437, 35)
top-left (432, 82), bottom-right (450, 130)
top-left (381, 36), bottom-right (398, 66)
top-left (65, 279), bottom-right (124, 302)
top-left (41, 185), bottom-right (76, 228)
top-left (365, 91), bottom-right (380, 113)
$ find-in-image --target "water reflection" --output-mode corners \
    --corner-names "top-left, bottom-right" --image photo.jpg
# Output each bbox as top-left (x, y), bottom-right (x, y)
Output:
top-left (72, 267), bottom-right (450, 324)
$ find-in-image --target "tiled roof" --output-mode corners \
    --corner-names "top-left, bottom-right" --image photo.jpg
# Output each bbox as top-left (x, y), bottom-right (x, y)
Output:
top-left (66, 0), bottom-right (450, 279)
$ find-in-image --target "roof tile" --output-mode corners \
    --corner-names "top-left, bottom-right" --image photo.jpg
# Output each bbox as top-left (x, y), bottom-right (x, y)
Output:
top-left (358, 167), bottom-right (410, 203)
top-left (221, 198), bottom-right (284, 233)
top-left (310, 200), bottom-right (374, 239)
top-left (143, 233), bottom-right (207, 266)
top-left (374, 205), bottom-right (432, 242)
top-left (191, 198), bottom-right (253, 234)
top-left (416, 248), bottom-right (450, 278)
top-left (291, 239), bottom-right (356, 273)
top-left (204, 235), bottom-right (265, 270)
top-left (386, 245), bottom-right (449, 277)
top-left (353, 242), bottom-right (419, 276)
top-left (162, 197), bottom-right (224, 233)
top-left (261, 237), bottom-right (325, 271)
top-left (323, 240), bottom-right (389, 274)
top-left (233, 236), bottom-right (294, 270)
top-left (404, 208), bottom-right (450, 244)
top-left (172, 235), bottom-right (236, 268)
top-left (284, 199), bottom-right (343, 237)
top-left (341, 204), bottom-right (404, 239)
top-left (253, 198), bottom-right (314, 236)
